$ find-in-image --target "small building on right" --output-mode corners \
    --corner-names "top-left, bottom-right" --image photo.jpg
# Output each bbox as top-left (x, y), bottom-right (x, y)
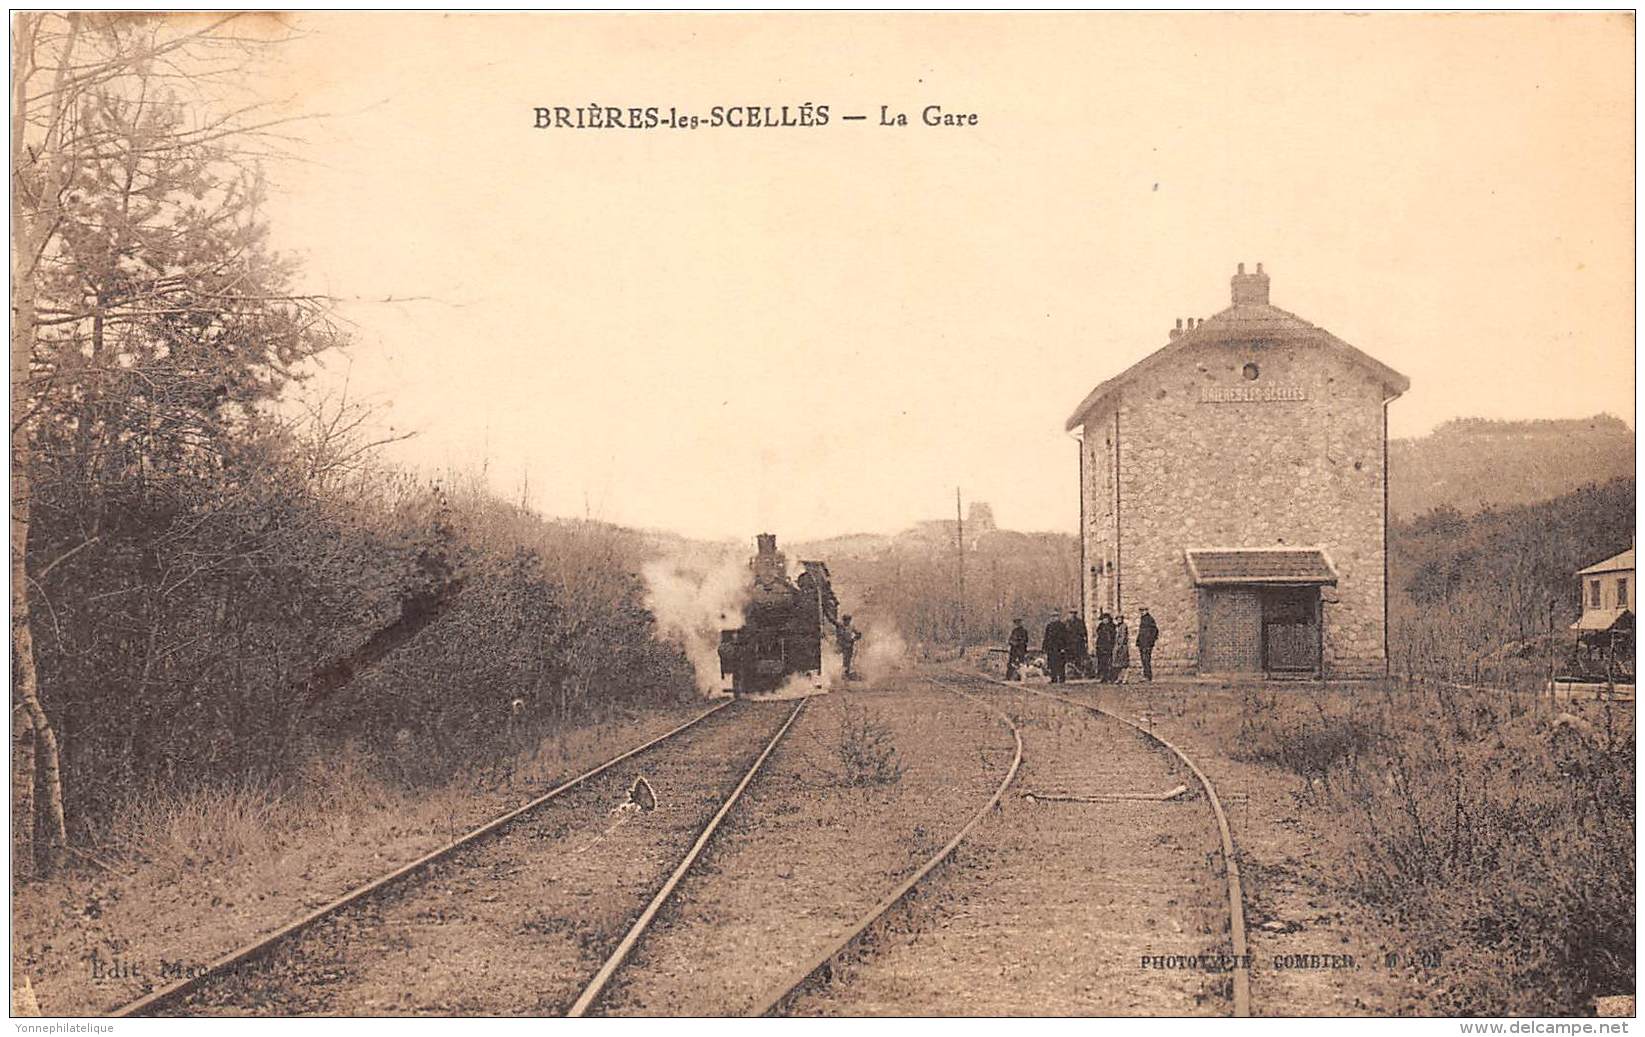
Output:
top-left (1571, 546), bottom-right (1634, 638)
top-left (1067, 264), bottom-right (1410, 679)
top-left (1568, 546), bottom-right (1634, 684)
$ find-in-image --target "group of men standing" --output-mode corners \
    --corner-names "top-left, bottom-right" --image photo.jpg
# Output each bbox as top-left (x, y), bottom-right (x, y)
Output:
top-left (1006, 607), bottom-right (1159, 683)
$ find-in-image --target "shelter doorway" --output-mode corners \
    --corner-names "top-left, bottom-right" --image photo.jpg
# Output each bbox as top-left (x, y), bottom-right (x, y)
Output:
top-left (1261, 587), bottom-right (1321, 674)
top-left (1197, 585), bottom-right (1323, 676)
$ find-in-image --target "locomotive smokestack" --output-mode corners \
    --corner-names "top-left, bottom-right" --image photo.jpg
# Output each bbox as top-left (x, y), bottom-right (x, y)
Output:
top-left (751, 533), bottom-right (787, 586)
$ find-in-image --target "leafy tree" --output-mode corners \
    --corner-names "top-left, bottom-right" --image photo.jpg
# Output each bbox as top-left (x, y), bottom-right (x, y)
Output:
top-left (8, 15), bottom-right (695, 884)
top-left (11, 13), bottom-right (336, 871)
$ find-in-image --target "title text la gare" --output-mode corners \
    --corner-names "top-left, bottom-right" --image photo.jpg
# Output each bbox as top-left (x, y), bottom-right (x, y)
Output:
top-left (881, 105), bottom-right (979, 127)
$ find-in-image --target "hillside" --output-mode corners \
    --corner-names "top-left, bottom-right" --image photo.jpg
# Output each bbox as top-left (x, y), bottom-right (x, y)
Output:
top-left (779, 506), bottom-right (1072, 648)
top-left (1390, 414), bottom-right (1633, 520)
top-left (1387, 476), bottom-right (1635, 671)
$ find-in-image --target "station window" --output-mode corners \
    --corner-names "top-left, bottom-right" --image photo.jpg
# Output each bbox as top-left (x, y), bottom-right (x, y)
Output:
top-left (1242, 362), bottom-right (1260, 381)
top-left (1590, 579), bottom-right (1602, 608)
top-left (1618, 577), bottom-right (1629, 609)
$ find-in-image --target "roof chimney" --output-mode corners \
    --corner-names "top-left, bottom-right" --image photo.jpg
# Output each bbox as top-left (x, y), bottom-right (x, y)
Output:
top-left (1169, 317), bottom-right (1183, 340)
top-left (1231, 261), bottom-right (1270, 306)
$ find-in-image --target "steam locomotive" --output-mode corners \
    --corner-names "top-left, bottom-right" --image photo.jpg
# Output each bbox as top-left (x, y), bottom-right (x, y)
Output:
top-left (717, 534), bottom-right (840, 695)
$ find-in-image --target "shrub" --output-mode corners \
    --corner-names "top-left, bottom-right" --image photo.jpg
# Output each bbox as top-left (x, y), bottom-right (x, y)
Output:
top-left (30, 434), bottom-right (697, 842)
top-left (828, 698), bottom-right (905, 788)
top-left (1238, 684), bottom-right (1635, 1015)
top-left (1232, 689), bottom-right (1384, 784)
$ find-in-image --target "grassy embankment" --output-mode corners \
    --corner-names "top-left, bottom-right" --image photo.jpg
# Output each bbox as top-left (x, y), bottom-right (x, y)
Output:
top-left (1226, 682), bottom-right (1632, 1016)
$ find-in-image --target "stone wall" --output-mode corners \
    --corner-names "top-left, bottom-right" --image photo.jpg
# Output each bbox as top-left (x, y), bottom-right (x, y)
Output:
top-left (1082, 401), bottom-right (1119, 629)
top-left (1079, 335), bottom-right (1391, 677)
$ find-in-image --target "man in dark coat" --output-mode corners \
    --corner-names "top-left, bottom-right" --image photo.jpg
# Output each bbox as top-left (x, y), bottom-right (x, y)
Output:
top-left (1136, 607), bottom-right (1159, 682)
top-left (1064, 609), bottom-right (1090, 680)
top-left (1094, 611), bottom-right (1117, 682)
top-left (1007, 618), bottom-right (1029, 681)
top-left (1042, 613), bottom-right (1066, 683)
top-left (836, 614), bottom-right (861, 679)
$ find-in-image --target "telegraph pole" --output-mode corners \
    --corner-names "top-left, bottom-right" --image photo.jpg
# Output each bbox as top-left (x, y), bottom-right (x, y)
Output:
top-left (956, 487), bottom-right (966, 658)
top-left (1546, 598), bottom-right (1556, 707)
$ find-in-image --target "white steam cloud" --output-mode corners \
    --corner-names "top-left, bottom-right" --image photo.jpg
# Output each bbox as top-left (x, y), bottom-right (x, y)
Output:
top-left (818, 614), bottom-right (908, 687)
top-left (853, 619), bottom-right (909, 683)
top-left (642, 555), bottom-right (750, 696)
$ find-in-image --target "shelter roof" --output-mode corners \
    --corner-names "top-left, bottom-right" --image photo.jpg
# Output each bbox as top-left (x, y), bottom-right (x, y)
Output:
top-left (1572, 607), bottom-right (1634, 633)
top-left (1184, 548), bottom-right (1339, 587)
top-left (1577, 548), bottom-right (1635, 576)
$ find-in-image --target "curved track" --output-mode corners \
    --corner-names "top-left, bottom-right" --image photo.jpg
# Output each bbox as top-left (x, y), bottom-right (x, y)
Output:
top-left (114, 672), bottom-right (1248, 1018)
top-left (760, 671), bottom-right (1250, 1017)
top-left (749, 675), bottom-right (1023, 1016)
top-left (1018, 682), bottom-right (1251, 1017)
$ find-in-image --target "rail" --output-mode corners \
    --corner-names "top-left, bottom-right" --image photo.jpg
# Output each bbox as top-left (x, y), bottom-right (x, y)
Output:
top-left (1016, 681), bottom-right (1251, 1018)
top-left (568, 695), bottom-right (809, 1016)
top-left (114, 699), bottom-right (737, 1017)
top-left (748, 675), bottom-right (1023, 1017)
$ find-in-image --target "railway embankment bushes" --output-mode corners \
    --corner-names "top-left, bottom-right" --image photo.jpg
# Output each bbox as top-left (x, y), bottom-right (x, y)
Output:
top-left (1387, 477), bottom-right (1635, 686)
top-left (15, 378), bottom-right (707, 1011)
top-left (25, 425), bottom-right (696, 870)
top-left (12, 14), bottom-right (699, 877)
top-left (1234, 685), bottom-right (1634, 1016)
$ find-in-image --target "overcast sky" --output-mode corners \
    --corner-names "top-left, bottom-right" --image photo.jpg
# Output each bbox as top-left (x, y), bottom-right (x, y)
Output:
top-left (250, 12), bottom-right (1633, 541)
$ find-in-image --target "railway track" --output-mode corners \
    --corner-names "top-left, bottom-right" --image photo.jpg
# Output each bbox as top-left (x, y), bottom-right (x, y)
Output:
top-left (116, 696), bottom-right (804, 1017)
top-left (113, 672), bottom-right (1247, 1017)
top-left (745, 675), bottom-right (1024, 1016)
top-left (1016, 681), bottom-right (1251, 1017)
top-left (762, 671), bottom-right (1250, 1017)
top-left (566, 696), bottom-right (806, 1016)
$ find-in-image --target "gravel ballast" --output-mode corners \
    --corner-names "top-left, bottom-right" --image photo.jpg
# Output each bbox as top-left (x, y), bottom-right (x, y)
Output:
top-left (157, 700), bottom-right (800, 1016)
top-left (591, 676), bottom-right (1014, 1016)
top-left (784, 676), bottom-right (1230, 1016)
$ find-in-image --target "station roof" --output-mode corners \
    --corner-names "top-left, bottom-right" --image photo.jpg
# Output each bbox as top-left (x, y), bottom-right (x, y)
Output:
top-left (1066, 266), bottom-right (1411, 431)
top-left (1572, 607), bottom-right (1634, 633)
top-left (1185, 548), bottom-right (1339, 587)
top-left (1577, 548), bottom-right (1634, 576)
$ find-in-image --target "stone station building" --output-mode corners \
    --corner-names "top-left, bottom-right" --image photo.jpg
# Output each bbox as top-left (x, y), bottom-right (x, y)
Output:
top-left (1067, 264), bottom-right (1410, 678)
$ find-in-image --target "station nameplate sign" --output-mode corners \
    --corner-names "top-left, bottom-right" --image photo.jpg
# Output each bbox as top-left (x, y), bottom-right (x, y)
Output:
top-left (1199, 385), bottom-right (1308, 403)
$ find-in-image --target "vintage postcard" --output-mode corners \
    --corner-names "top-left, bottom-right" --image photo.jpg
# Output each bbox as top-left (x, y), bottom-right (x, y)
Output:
top-left (8, 10), bottom-right (1636, 1027)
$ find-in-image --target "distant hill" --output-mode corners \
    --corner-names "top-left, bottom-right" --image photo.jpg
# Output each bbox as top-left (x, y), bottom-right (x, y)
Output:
top-left (792, 508), bottom-right (1078, 648)
top-left (628, 506), bottom-right (1076, 651)
top-left (1391, 415), bottom-right (1633, 520)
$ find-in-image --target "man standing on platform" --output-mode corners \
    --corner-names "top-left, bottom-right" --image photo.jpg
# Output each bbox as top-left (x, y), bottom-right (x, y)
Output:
top-left (1064, 608), bottom-right (1090, 680)
top-left (1136, 607), bottom-right (1159, 682)
top-left (1007, 618), bottom-right (1029, 681)
top-left (1042, 611), bottom-right (1067, 683)
top-left (1094, 611), bottom-right (1117, 683)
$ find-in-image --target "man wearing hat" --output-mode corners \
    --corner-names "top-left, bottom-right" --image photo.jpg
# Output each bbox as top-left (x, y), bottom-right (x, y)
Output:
top-left (837, 614), bottom-right (861, 679)
top-left (1094, 610), bottom-right (1117, 682)
top-left (1007, 617), bottom-right (1029, 681)
top-left (1064, 608), bottom-right (1089, 680)
top-left (1042, 611), bottom-right (1067, 683)
top-left (1136, 607), bottom-right (1159, 682)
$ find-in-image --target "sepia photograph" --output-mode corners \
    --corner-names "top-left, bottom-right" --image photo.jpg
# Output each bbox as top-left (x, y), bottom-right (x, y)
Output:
top-left (7, 9), bottom-right (1637, 1026)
